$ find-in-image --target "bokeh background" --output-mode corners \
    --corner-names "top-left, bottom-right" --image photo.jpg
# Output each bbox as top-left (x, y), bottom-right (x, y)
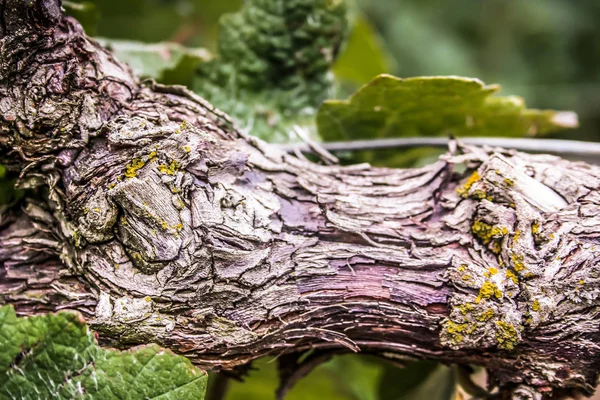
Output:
top-left (57, 1), bottom-right (600, 399)
top-left (72, 0), bottom-right (600, 141)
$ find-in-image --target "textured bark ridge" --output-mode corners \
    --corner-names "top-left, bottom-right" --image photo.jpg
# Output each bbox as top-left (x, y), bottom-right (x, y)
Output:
top-left (2, 1), bottom-right (600, 398)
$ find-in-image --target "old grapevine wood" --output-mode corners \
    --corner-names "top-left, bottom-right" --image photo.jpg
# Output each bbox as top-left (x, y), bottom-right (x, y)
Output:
top-left (1, 1), bottom-right (600, 398)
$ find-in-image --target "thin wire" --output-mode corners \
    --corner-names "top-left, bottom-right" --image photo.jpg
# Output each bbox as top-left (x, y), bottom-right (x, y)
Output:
top-left (279, 137), bottom-right (600, 158)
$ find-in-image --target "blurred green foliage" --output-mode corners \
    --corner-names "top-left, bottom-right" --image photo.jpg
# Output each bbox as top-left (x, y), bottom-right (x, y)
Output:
top-left (318, 75), bottom-right (576, 166)
top-left (218, 356), bottom-right (456, 400)
top-left (191, 0), bottom-right (348, 141)
top-left (359, 0), bottom-right (600, 140)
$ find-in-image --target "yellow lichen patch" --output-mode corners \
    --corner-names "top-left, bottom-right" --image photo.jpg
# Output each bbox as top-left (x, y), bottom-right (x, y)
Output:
top-left (445, 321), bottom-right (467, 343)
top-left (457, 264), bottom-right (466, 272)
top-left (148, 151), bottom-right (157, 161)
top-left (124, 158), bottom-right (145, 179)
top-left (457, 170), bottom-right (481, 197)
top-left (471, 190), bottom-right (488, 200)
top-left (505, 270), bottom-right (518, 285)
top-left (183, 145), bottom-right (191, 153)
top-left (484, 267), bottom-right (498, 278)
top-left (472, 220), bottom-right (494, 244)
top-left (144, 296), bottom-right (152, 302)
top-left (511, 253), bottom-right (525, 272)
top-left (472, 221), bottom-right (507, 245)
top-left (476, 308), bottom-right (495, 322)
top-left (472, 221), bottom-right (509, 255)
top-left (459, 303), bottom-right (474, 315)
top-left (490, 241), bottom-right (502, 254)
top-left (157, 160), bottom-right (181, 176)
top-left (475, 281), bottom-right (502, 304)
top-left (495, 321), bottom-right (518, 350)
top-left (504, 177), bottom-right (514, 187)
top-left (531, 221), bottom-right (541, 235)
top-left (532, 299), bottom-right (540, 312)
top-left (513, 230), bottom-right (521, 242)
top-left (72, 230), bottom-right (81, 247)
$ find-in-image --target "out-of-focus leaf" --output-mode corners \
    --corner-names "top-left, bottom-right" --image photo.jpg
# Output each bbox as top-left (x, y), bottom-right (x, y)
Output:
top-left (193, 0), bottom-right (349, 142)
top-left (321, 355), bottom-right (383, 400)
top-left (224, 357), bottom-right (354, 400)
top-left (378, 361), bottom-right (456, 400)
top-left (64, 1), bottom-right (99, 35)
top-left (96, 38), bottom-right (211, 87)
top-left (318, 75), bottom-right (578, 143)
top-left (0, 305), bottom-right (208, 399)
top-left (333, 14), bottom-right (393, 87)
top-left (0, 166), bottom-right (22, 207)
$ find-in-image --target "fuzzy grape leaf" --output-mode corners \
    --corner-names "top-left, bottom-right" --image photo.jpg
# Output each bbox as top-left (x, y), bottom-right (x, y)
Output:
top-left (192, 0), bottom-right (348, 142)
top-left (0, 305), bottom-right (207, 400)
top-left (96, 38), bottom-right (212, 87)
top-left (317, 74), bottom-right (578, 167)
top-left (317, 75), bottom-right (578, 142)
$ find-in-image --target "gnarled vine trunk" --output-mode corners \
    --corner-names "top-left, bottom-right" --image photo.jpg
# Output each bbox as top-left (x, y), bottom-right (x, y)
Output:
top-left (2, 1), bottom-right (600, 398)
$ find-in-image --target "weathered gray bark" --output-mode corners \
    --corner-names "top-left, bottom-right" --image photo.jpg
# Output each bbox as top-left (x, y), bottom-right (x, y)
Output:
top-left (2, 1), bottom-right (600, 398)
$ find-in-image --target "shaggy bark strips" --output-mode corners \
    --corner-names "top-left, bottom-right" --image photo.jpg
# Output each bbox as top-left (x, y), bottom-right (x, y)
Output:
top-left (2, 1), bottom-right (600, 398)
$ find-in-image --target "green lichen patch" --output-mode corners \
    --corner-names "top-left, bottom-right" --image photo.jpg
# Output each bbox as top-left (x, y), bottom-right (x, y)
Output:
top-left (495, 320), bottom-right (519, 350)
top-left (476, 308), bottom-right (495, 322)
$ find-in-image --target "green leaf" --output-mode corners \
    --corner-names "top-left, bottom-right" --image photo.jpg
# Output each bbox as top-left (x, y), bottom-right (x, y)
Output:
top-left (320, 355), bottom-right (383, 400)
top-left (224, 355), bottom-right (378, 400)
top-left (317, 74), bottom-right (578, 167)
top-left (0, 305), bottom-right (207, 400)
top-left (318, 75), bottom-right (578, 142)
top-left (64, 1), bottom-right (99, 35)
top-left (378, 362), bottom-right (457, 400)
top-left (97, 38), bottom-right (211, 87)
top-left (192, 0), bottom-right (349, 142)
top-left (332, 14), bottom-right (394, 87)
top-left (0, 166), bottom-right (22, 207)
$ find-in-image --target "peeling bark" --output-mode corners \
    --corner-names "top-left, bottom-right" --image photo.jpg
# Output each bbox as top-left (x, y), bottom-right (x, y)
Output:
top-left (2, 1), bottom-right (600, 398)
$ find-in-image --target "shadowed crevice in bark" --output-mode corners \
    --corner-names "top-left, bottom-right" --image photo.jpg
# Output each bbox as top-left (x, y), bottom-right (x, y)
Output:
top-left (1, 1), bottom-right (600, 398)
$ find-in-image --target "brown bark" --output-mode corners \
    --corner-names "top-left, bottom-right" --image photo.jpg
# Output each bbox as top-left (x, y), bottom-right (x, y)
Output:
top-left (2, 1), bottom-right (600, 398)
